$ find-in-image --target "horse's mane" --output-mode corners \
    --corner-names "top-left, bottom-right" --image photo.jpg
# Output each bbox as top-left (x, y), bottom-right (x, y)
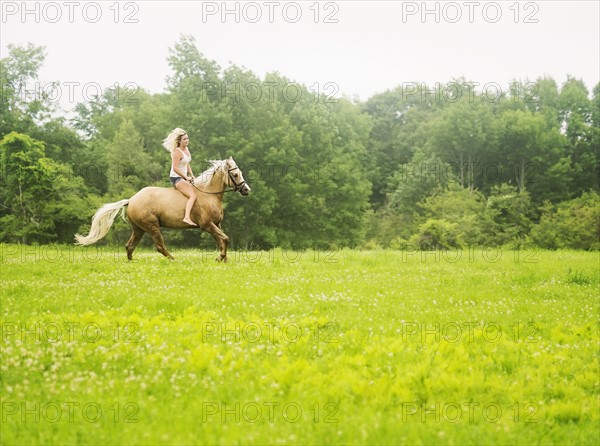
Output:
top-left (195, 159), bottom-right (228, 184)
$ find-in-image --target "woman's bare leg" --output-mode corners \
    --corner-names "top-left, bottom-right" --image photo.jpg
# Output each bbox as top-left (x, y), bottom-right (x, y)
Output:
top-left (175, 180), bottom-right (197, 226)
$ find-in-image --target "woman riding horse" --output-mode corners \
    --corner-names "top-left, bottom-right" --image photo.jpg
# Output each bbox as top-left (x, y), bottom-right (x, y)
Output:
top-left (75, 156), bottom-right (250, 261)
top-left (163, 128), bottom-right (197, 227)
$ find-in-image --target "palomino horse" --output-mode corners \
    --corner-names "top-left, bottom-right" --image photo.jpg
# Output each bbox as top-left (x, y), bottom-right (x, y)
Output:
top-left (75, 157), bottom-right (250, 261)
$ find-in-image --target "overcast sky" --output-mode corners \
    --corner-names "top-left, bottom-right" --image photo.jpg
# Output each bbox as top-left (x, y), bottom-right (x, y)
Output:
top-left (1, 1), bottom-right (598, 111)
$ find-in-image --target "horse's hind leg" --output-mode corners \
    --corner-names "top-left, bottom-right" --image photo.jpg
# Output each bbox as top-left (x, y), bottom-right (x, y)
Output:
top-left (126, 223), bottom-right (145, 261)
top-left (148, 226), bottom-right (174, 260)
top-left (134, 212), bottom-right (174, 261)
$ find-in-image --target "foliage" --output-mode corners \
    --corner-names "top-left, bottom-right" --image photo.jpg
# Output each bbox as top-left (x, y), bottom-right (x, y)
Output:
top-left (409, 218), bottom-right (462, 250)
top-left (418, 184), bottom-right (488, 246)
top-left (1, 39), bottom-right (598, 249)
top-left (485, 184), bottom-right (534, 245)
top-left (0, 43), bottom-right (49, 137)
top-left (531, 191), bottom-right (600, 250)
top-left (0, 132), bottom-right (92, 243)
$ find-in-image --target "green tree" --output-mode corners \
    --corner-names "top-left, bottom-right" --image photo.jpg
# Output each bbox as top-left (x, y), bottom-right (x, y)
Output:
top-left (166, 34), bottom-right (220, 91)
top-left (484, 183), bottom-right (533, 245)
top-left (426, 100), bottom-right (499, 191)
top-left (373, 152), bottom-right (453, 244)
top-left (0, 43), bottom-right (49, 138)
top-left (558, 78), bottom-right (598, 196)
top-left (2, 42), bottom-right (89, 184)
top-left (498, 109), bottom-right (566, 202)
top-left (0, 132), bottom-right (91, 243)
top-left (361, 83), bottom-right (443, 208)
top-left (105, 120), bottom-right (161, 197)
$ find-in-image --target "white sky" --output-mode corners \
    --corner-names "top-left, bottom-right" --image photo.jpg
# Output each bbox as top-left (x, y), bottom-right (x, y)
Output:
top-left (1, 0), bottom-right (599, 112)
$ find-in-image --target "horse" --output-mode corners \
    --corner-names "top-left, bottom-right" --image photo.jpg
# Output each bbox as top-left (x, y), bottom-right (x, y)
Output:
top-left (75, 157), bottom-right (251, 261)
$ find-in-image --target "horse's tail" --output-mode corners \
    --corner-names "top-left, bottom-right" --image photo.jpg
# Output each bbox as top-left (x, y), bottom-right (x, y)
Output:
top-left (75, 199), bottom-right (130, 245)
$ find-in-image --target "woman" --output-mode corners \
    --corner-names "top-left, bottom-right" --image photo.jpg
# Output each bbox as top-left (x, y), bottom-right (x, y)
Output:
top-left (162, 128), bottom-right (197, 226)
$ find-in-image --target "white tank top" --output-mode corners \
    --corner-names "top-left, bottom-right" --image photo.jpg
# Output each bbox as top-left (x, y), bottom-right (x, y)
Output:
top-left (170, 148), bottom-right (192, 177)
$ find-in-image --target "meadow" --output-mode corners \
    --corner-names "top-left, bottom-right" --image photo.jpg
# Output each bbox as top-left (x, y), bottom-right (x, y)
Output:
top-left (1, 244), bottom-right (598, 445)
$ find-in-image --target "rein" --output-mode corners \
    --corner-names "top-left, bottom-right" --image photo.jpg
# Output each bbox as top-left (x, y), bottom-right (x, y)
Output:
top-left (191, 183), bottom-right (235, 195)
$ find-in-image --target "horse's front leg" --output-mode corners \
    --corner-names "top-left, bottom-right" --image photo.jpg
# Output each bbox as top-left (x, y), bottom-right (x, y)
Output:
top-left (205, 223), bottom-right (229, 262)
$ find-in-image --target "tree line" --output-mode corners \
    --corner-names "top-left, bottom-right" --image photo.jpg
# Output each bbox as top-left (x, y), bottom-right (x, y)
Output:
top-left (1, 36), bottom-right (598, 250)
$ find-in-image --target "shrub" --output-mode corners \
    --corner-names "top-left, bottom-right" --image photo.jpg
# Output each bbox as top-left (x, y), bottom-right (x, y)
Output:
top-left (409, 219), bottom-right (462, 250)
top-left (531, 191), bottom-right (600, 250)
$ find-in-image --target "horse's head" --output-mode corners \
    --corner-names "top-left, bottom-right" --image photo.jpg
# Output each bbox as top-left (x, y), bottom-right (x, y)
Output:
top-left (224, 157), bottom-right (251, 196)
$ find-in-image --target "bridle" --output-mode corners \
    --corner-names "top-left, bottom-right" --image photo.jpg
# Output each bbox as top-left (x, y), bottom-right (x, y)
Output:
top-left (191, 166), bottom-right (247, 195)
top-left (227, 167), bottom-right (248, 192)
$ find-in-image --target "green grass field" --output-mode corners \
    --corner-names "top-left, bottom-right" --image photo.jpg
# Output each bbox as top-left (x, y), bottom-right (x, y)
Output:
top-left (1, 245), bottom-right (598, 445)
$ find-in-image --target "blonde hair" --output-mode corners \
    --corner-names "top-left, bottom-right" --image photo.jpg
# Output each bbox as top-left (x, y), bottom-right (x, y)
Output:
top-left (162, 128), bottom-right (187, 152)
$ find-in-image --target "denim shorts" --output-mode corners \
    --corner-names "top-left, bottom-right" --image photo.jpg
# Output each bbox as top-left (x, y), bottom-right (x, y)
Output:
top-left (170, 176), bottom-right (183, 187)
